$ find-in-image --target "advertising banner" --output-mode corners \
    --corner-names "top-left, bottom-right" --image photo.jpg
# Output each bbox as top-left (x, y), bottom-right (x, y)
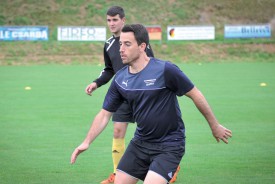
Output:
top-left (167, 26), bottom-right (215, 40)
top-left (146, 26), bottom-right (162, 40)
top-left (0, 26), bottom-right (48, 41)
top-left (58, 26), bottom-right (106, 41)
top-left (224, 24), bottom-right (271, 38)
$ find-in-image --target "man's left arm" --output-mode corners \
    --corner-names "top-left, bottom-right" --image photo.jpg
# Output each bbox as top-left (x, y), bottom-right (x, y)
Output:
top-left (185, 86), bottom-right (232, 144)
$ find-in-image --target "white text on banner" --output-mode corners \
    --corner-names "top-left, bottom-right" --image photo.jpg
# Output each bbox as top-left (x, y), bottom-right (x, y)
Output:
top-left (58, 26), bottom-right (106, 41)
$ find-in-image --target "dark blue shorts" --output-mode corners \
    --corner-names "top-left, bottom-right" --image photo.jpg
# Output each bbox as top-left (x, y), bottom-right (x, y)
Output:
top-left (117, 139), bottom-right (185, 182)
top-left (112, 101), bottom-right (135, 123)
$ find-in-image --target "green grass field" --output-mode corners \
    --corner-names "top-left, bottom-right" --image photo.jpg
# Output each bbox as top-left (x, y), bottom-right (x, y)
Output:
top-left (0, 62), bottom-right (275, 184)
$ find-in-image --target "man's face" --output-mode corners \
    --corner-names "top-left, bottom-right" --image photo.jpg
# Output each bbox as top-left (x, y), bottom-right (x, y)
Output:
top-left (106, 14), bottom-right (125, 35)
top-left (119, 32), bottom-right (142, 65)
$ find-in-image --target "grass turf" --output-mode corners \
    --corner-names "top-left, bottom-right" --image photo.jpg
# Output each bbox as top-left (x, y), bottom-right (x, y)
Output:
top-left (0, 62), bottom-right (274, 184)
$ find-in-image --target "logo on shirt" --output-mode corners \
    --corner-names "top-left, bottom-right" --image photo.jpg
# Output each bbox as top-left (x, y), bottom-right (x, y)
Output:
top-left (144, 79), bottom-right (156, 86)
top-left (122, 80), bottom-right (128, 87)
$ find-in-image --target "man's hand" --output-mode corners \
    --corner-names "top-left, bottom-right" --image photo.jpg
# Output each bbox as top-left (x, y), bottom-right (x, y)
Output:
top-left (212, 124), bottom-right (232, 144)
top-left (71, 142), bottom-right (89, 164)
top-left (85, 82), bottom-right (98, 96)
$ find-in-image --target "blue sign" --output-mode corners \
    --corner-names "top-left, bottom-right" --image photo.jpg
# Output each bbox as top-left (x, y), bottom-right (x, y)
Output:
top-left (0, 26), bottom-right (48, 41)
top-left (224, 24), bottom-right (271, 39)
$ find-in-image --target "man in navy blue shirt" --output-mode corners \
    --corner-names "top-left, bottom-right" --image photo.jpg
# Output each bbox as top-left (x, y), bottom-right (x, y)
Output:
top-left (71, 24), bottom-right (232, 184)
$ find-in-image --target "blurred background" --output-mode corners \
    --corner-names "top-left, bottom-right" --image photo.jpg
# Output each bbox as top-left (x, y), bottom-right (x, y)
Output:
top-left (0, 0), bottom-right (274, 65)
top-left (0, 1), bottom-right (275, 184)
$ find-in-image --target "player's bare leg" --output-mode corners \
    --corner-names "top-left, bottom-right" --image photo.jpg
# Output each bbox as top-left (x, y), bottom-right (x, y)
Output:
top-left (143, 170), bottom-right (167, 184)
top-left (115, 170), bottom-right (138, 184)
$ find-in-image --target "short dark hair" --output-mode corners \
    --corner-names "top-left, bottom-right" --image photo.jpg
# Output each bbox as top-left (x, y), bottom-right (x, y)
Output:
top-left (121, 24), bottom-right (149, 47)
top-left (107, 6), bottom-right (125, 19)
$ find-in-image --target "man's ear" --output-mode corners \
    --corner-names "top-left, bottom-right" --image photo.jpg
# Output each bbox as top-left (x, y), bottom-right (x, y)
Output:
top-left (122, 17), bottom-right (126, 24)
top-left (139, 43), bottom-right (147, 52)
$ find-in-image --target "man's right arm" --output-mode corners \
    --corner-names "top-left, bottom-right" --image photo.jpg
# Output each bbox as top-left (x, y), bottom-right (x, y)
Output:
top-left (72, 79), bottom-right (123, 164)
top-left (86, 47), bottom-right (115, 95)
top-left (71, 109), bottom-right (112, 164)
